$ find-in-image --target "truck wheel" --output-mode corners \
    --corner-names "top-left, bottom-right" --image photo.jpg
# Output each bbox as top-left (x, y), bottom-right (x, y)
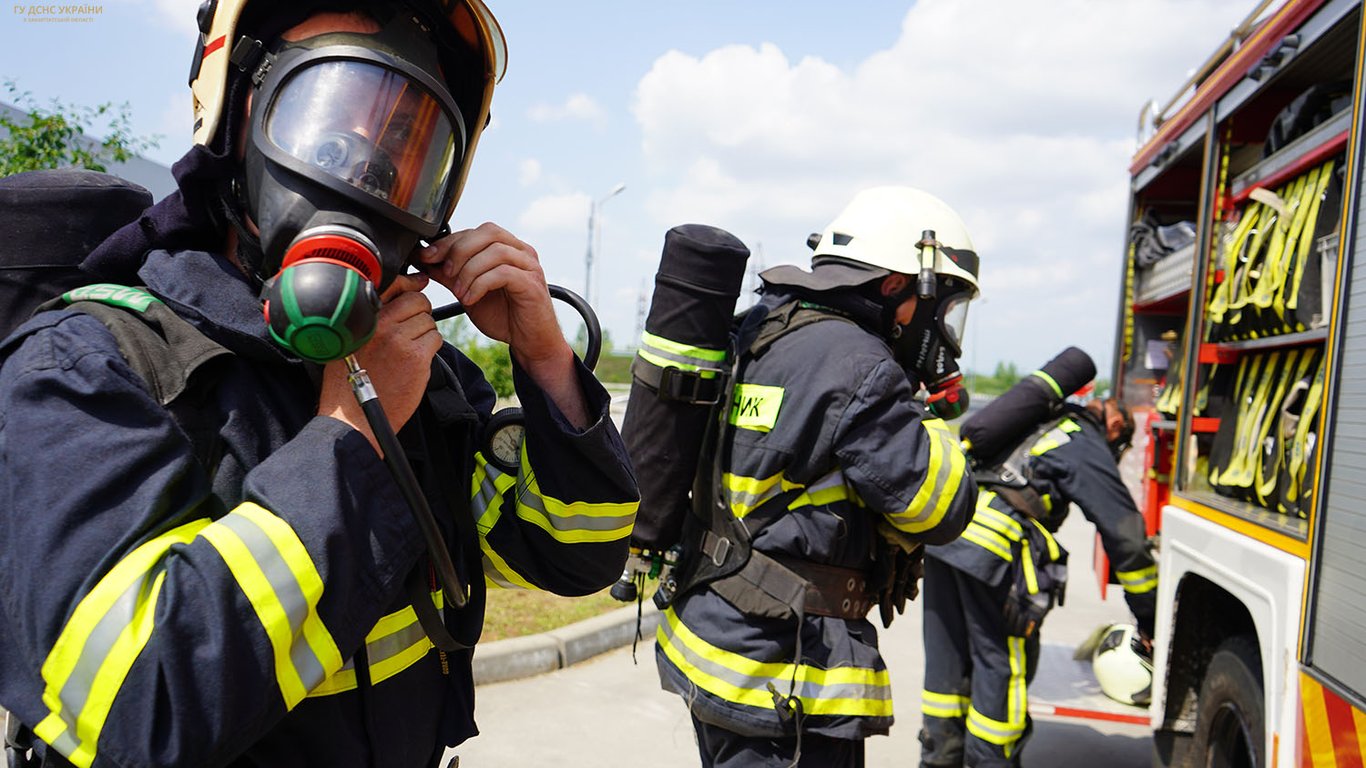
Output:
top-left (1191, 636), bottom-right (1264, 768)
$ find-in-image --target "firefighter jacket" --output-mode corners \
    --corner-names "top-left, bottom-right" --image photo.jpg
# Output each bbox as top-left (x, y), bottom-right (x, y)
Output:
top-left (656, 293), bottom-right (975, 741)
top-left (929, 405), bottom-right (1157, 634)
top-left (0, 248), bottom-right (639, 768)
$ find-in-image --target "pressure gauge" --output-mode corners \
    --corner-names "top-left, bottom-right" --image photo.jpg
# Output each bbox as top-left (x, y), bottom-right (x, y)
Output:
top-left (482, 407), bottom-right (525, 474)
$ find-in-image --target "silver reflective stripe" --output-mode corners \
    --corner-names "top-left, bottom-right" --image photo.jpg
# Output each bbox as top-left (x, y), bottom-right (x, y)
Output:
top-left (51, 560), bottom-right (170, 748)
top-left (513, 489), bottom-right (635, 535)
top-left (216, 515), bottom-right (329, 690)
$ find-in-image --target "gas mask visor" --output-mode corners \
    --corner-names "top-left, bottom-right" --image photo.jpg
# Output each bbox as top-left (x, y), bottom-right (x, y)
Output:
top-left (938, 292), bottom-right (971, 357)
top-left (263, 57), bottom-right (461, 227)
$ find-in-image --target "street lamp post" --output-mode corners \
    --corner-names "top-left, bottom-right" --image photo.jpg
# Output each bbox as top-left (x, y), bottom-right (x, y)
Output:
top-left (584, 182), bottom-right (626, 306)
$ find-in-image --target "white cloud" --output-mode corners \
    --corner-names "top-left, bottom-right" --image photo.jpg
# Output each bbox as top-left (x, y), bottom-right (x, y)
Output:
top-left (517, 193), bottom-right (590, 234)
top-left (518, 158), bottom-right (542, 187)
top-left (629, 0), bottom-right (1251, 372)
top-left (527, 93), bottom-right (606, 126)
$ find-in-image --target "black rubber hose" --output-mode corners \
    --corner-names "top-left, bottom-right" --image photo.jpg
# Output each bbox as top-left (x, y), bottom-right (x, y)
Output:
top-left (356, 387), bottom-right (467, 610)
top-left (432, 284), bottom-right (601, 371)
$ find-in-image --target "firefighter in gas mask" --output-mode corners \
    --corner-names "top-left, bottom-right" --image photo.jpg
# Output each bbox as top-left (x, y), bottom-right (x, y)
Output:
top-left (0, 2), bottom-right (639, 766)
top-left (653, 186), bottom-right (980, 767)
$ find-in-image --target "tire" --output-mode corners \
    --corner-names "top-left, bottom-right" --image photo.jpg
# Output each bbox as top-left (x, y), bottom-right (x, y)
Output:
top-left (1191, 635), bottom-right (1264, 768)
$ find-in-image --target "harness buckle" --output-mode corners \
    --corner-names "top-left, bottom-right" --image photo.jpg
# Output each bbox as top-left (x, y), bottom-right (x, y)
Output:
top-left (658, 366), bottom-right (724, 405)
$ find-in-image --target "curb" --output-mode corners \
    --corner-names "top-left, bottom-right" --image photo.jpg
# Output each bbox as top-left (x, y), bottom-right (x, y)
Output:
top-left (472, 601), bottom-right (662, 686)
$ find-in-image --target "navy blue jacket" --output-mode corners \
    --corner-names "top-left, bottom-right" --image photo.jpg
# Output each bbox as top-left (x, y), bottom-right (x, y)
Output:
top-left (0, 248), bottom-right (639, 767)
top-left (929, 406), bottom-right (1157, 634)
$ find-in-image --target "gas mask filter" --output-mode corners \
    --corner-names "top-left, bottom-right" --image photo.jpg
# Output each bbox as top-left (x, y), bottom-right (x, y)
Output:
top-left (239, 12), bottom-right (466, 362)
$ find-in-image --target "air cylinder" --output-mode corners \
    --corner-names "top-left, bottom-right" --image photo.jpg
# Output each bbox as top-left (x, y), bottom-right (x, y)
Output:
top-left (620, 224), bottom-right (750, 550)
top-left (960, 346), bottom-right (1097, 467)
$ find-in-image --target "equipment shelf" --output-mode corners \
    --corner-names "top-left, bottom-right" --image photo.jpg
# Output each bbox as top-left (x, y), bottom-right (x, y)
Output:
top-left (1229, 112), bottom-right (1348, 206)
top-left (1198, 327), bottom-right (1328, 362)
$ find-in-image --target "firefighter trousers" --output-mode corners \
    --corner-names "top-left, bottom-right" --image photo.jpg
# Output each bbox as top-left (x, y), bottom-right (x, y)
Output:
top-left (919, 556), bottom-right (1040, 768)
top-left (690, 714), bottom-right (866, 768)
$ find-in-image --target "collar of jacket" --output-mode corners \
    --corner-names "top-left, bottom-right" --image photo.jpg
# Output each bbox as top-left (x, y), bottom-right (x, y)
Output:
top-left (138, 247), bottom-right (295, 363)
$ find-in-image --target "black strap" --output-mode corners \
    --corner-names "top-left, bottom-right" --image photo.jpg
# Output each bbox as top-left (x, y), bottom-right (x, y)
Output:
top-left (4, 710), bottom-right (37, 768)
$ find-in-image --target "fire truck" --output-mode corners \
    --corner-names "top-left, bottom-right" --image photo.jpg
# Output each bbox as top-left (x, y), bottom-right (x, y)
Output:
top-left (1113, 0), bottom-right (1366, 765)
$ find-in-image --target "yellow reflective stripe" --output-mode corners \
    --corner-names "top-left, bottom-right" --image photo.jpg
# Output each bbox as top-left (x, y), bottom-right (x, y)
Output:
top-left (471, 454), bottom-right (518, 535)
top-left (1116, 564), bottom-right (1159, 594)
top-left (966, 637), bottom-right (1028, 752)
top-left (480, 534), bottom-right (537, 589)
top-left (35, 520), bottom-right (209, 767)
top-left (973, 505), bottom-right (1023, 541)
top-left (723, 471), bottom-right (798, 519)
top-left (889, 418), bottom-right (966, 534)
top-left (962, 523), bottom-right (1013, 562)
top-left (1031, 370), bottom-right (1063, 399)
top-left (640, 331), bottom-right (726, 362)
top-left (309, 590), bottom-right (444, 696)
top-left (1029, 419), bottom-right (1080, 456)
top-left (787, 469), bottom-right (850, 511)
top-left (657, 608), bottom-right (892, 718)
top-left (514, 472), bottom-right (637, 544)
top-left (1026, 518), bottom-right (1062, 561)
top-left (471, 456), bottom-right (538, 587)
top-left (638, 349), bottom-right (721, 378)
top-left (1021, 546), bottom-right (1039, 594)
top-left (199, 504), bottom-right (342, 710)
top-left (922, 690), bottom-right (970, 718)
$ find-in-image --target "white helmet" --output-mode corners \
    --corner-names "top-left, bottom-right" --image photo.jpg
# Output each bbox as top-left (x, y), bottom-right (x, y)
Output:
top-left (1092, 623), bottom-right (1153, 707)
top-left (811, 186), bottom-right (980, 299)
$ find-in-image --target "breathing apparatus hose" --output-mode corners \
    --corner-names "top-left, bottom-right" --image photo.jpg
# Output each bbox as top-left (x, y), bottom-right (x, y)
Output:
top-left (432, 284), bottom-right (601, 370)
top-left (345, 356), bottom-right (469, 609)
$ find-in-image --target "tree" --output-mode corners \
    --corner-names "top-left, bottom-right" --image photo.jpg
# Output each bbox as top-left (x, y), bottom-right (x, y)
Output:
top-left (437, 316), bottom-right (514, 398)
top-left (0, 80), bottom-right (159, 176)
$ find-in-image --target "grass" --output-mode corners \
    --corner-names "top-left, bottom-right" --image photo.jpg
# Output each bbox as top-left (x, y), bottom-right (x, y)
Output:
top-left (481, 587), bottom-right (628, 642)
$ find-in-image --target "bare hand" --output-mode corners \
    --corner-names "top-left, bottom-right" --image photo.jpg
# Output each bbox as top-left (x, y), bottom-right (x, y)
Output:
top-left (415, 222), bottom-right (588, 428)
top-left (318, 273), bottom-right (443, 454)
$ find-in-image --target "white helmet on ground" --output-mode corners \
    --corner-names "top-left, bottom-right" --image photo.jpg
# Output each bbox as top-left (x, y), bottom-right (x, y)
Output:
top-left (1092, 623), bottom-right (1154, 707)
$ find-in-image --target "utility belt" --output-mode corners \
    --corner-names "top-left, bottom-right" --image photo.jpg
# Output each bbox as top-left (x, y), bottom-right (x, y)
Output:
top-left (698, 531), bottom-right (877, 621)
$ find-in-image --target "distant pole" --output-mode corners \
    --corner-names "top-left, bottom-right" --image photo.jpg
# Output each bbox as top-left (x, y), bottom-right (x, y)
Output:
top-left (584, 182), bottom-right (626, 306)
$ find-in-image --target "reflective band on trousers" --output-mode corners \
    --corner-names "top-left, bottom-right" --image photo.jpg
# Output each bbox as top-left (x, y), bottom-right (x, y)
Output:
top-left (35, 503), bottom-right (339, 768)
top-left (657, 607), bottom-right (893, 717)
top-left (965, 636), bottom-right (1028, 755)
top-left (638, 331), bottom-right (726, 377)
top-left (310, 589), bottom-right (446, 696)
top-left (922, 689), bottom-right (970, 718)
top-left (1116, 564), bottom-right (1159, 595)
top-left (887, 418), bottom-right (965, 534)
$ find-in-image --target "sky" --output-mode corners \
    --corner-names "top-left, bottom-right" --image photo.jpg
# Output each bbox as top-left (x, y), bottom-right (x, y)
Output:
top-left (1, 0), bottom-right (1260, 377)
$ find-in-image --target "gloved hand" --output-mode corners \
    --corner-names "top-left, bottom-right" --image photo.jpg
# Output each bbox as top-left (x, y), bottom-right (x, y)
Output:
top-left (874, 520), bottom-right (925, 628)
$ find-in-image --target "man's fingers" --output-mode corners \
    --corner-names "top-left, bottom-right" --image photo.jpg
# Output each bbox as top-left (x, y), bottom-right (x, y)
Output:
top-left (382, 286), bottom-right (434, 321)
top-left (380, 272), bottom-right (430, 302)
top-left (452, 247), bottom-right (541, 301)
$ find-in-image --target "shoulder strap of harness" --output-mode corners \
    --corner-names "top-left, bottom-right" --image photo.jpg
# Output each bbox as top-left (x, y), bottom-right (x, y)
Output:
top-left (34, 284), bottom-right (233, 476)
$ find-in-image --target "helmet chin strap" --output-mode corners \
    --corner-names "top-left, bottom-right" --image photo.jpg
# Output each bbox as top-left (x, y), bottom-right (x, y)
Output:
top-left (214, 172), bottom-right (271, 289)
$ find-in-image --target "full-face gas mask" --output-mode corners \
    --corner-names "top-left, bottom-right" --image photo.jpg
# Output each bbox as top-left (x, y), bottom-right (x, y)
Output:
top-left (236, 12), bottom-right (466, 362)
top-left (889, 270), bottom-right (975, 419)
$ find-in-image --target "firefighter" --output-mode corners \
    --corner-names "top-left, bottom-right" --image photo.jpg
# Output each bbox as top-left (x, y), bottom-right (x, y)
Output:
top-left (654, 186), bottom-right (981, 767)
top-left (0, 3), bottom-right (639, 766)
top-left (919, 396), bottom-right (1154, 768)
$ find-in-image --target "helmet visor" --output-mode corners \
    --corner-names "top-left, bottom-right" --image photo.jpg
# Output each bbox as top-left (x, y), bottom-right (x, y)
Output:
top-left (938, 293), bottom-right (971, 355)
top-left (265, 60), bottom-right (459, 224)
